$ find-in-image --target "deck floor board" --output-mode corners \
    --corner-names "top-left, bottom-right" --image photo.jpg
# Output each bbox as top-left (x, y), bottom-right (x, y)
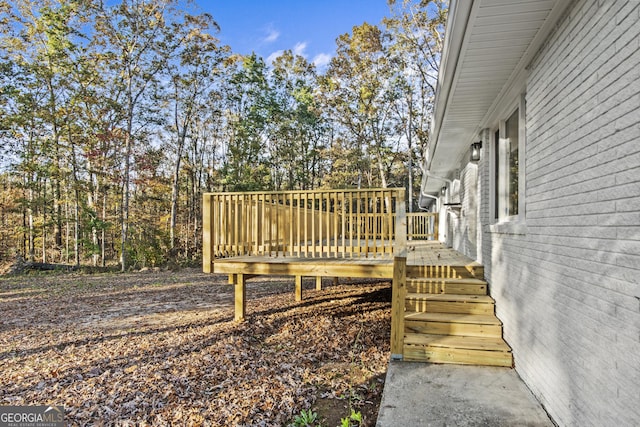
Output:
top-left (211, 241), bottom-right (480, 279)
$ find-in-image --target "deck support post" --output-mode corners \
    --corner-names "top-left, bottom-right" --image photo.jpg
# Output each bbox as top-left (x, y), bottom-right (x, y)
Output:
top-left (295, 275), bottom-right (303, 302)
top-left (390, 256), bottom-right (407, 359)
top-left (202, 194), bottom-right (213, 273)
top-left (391, 189), bottom-right (407, 360)
top-left (235, 273), bottom-right (246, 322)
top-left (315, 276), bottom-right (322, 291)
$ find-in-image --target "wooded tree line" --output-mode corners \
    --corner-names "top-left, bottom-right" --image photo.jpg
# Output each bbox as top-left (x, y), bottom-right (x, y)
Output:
top-left (0, 0), bottom-right (446, 270)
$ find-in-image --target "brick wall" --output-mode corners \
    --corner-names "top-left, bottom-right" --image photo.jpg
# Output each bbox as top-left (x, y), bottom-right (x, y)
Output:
top-left (454, 0), bottom-right (639, 425)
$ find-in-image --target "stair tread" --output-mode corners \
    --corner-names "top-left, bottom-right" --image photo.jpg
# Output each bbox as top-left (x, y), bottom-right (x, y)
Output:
top-left (403, 345), bottom-right (513, 367)
top-left (404, 333), bottom-right (511, 352)
top-left (405, 312), bottom-right (502, 325)
top-left (406, 293), bottom-right (494, 303)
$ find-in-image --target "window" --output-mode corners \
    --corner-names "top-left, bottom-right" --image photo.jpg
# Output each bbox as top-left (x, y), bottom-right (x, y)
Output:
top-left (493, 95), bottom-right (525, 224)
top-left (505, 109), bottom-right (519, 217)
top-left (494, 129), bottom-right (499, 220)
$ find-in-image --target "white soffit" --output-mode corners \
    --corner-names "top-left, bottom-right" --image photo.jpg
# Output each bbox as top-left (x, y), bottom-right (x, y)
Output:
top-left (424, 0), bottom-right (568, 194)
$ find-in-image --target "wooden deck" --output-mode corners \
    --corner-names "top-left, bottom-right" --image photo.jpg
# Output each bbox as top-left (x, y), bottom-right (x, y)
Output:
top-left (203, 189), bottom-right (510, 366)
top-left (210, 240), bottom-right (511, 367)
top-left (214, 255), bottom-right (395, 279)
top-left (406, 241), bottom-right (484, 279)
top-left (213, 241), bottom-right (481, 278)
top-left (211, 241), bottom-right (483, 320)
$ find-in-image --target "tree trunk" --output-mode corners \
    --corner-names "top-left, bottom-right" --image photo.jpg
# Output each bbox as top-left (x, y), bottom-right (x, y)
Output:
top-left (74, 196), bottom-right (80, 266)
top-left (65, 185), bottom-right (70, 263)
top-left (54, 183), bottom-right (62, 261)
top-left (101, 191), bottom-right (107, 267)
top-left (407, 105), bottom-right (413, 213)
top-left (41, 180), bottom-right (46, 264)
top-left (170, 88), bottom-right (189, 251)
top-left (121, 127), bottom-right (132, 272)
top-left (22, 201), bottom-right (27, 259)
top-left (170, 151), bottom-right (182, 250)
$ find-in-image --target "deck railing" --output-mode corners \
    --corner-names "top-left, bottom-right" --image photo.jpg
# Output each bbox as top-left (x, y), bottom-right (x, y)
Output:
top-left (407, 212), bottom-right (439, 240)
top-left (203, 188), bottom-right (406, 267)
top-left (203, 187), bottom-right (409, 358)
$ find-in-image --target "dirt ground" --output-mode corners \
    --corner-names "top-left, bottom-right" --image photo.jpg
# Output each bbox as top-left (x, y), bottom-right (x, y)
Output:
top-left (0, 267), bottom-right (391, 426)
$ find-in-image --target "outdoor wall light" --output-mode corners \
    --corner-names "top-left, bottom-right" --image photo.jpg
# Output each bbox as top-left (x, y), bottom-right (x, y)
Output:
top-left (470, 141), bottom-right (482, 162)
top-left (440, 186), bottom-right (447, 196)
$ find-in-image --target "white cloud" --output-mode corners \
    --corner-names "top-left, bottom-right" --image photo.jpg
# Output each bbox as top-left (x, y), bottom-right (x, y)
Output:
top-left (267, 42), bottom-right (309, 64)
top-left (266, 50), bottom-right (284, 64)
top-left (312, 53), bottom-right (332, 68)
top-left (262, 26), bottom-right (280, 44)
top-left (293, 42), bottom-right (308, 57)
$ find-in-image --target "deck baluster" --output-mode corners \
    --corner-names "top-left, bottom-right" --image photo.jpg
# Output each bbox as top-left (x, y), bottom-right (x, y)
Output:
top-left (204, 188), bottom-right (413, 261)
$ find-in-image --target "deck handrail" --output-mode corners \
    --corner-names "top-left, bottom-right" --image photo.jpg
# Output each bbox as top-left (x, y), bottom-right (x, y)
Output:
top-left (203, 188), bottom-right (406, 270)
top-left (407, 212), bottom-right (439, 240)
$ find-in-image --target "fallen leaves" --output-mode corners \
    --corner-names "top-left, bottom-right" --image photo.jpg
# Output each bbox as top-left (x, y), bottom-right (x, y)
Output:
top-left (1, 269), bottom-right (390, 426)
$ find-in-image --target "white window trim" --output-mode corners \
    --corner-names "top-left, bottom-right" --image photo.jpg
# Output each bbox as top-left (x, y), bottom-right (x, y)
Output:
top-left (489, 93), bottom-right (527, 235)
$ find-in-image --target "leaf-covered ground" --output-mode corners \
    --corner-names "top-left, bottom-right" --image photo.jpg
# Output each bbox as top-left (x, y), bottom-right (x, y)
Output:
top-left (0, 268), bottom-right (391, 426)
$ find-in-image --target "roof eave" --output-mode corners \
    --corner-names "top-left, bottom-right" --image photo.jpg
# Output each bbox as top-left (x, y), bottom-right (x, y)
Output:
top-left (425, 0), bottom-right (474, 174)
top-left (420, 0), bottom-right (571, 200)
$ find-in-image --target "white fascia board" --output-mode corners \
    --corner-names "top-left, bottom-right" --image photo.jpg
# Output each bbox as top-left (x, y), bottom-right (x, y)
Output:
top-left (425, 0), bottom-right (475, 180)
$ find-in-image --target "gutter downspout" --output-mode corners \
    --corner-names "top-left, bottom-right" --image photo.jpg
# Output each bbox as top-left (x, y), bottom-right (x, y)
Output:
top-left (418, 169), bottom-right (452, 209)
top-left (419, 192), bottom-right (439, 211)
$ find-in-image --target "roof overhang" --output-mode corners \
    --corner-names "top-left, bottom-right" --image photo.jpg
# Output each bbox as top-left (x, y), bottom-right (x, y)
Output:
top-left (420, 0), bottom-right (571, 202)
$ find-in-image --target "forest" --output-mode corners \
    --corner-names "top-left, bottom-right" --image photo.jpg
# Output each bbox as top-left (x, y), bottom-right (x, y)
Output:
top-left (0, 0), bottom-right (446, 270)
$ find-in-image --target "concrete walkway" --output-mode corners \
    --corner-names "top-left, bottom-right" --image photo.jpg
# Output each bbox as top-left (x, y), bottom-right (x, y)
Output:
top-left (376, 362), bottom-right (554, 426)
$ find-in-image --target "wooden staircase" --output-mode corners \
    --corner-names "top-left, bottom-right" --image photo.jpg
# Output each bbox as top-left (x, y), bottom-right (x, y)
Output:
top-left (401, 271), bottom-right (513, 367)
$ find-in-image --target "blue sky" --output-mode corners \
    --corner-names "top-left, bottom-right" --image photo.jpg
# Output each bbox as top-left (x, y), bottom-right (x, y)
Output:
top-left (197, 1), bottom-right (392, 68)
